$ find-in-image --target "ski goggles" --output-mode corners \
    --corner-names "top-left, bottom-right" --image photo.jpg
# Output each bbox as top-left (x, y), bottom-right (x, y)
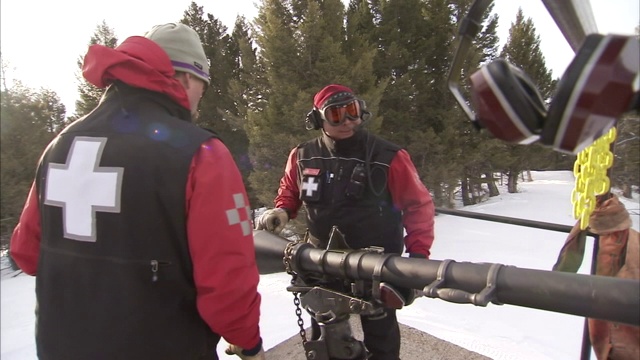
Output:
top-left (319, 99), bottom-right (363, 126)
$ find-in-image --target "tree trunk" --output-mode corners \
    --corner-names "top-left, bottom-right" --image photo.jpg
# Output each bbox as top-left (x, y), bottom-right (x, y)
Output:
top-left (461, 178), bottom-right (472, 206)
top-left (507, 171), bottom-right (519, 193)
top-left (622, 183), bottom-right (632, 199)
top-left (472, 183), bottom-right (484, 204)
top-left (526, 170), bottom-right (533, 182)
top-left (432, 183), bottom-right (445, 208)
top-left (448, 185), bottom-right (456, 208)
top-left (485, 172), bottom-right (500, 197)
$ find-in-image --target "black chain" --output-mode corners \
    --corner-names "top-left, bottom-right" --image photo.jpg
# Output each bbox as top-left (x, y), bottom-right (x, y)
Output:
top-left (292, 288), bottom-right (307, 344)
top-left (283, 240), bottom-right (307, 344)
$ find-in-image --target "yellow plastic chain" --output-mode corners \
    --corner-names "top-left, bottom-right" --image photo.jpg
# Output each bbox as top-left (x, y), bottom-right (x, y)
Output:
top-left (571, 127), bottom-right (617, 229)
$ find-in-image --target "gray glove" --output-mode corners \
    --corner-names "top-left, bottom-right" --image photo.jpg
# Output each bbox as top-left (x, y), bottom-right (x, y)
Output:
top-left (225, 344), bottom-right (266, 360)
top-left (255, 208), bottom-right (288, 234)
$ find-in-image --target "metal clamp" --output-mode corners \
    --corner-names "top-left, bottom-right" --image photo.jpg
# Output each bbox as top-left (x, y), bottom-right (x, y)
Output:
top-left (371, 253), bottom-right (394, 302)
top-left (422, 260), bottom-right (503, 307)
top-left (422, 259), bottom-right (454, 298)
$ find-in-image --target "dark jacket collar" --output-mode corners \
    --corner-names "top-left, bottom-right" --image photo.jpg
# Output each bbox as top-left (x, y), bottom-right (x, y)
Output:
top-left (321, 129), bottom-right (368, 156)
top-left (102, 81), bottom-right (192, 122)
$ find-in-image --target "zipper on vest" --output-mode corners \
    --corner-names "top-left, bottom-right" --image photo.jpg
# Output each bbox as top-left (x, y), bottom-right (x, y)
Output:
top-left (150, 260), bottom-right (171, 282)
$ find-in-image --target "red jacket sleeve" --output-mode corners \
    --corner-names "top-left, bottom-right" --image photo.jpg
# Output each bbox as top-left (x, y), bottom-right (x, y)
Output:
top-left (186, 138), bottom-right (262, 350)
top-left (274, 147), bottom-right (302, 218)
top-left (10, 181), bottom-right (41, 276)
top-left (388, 149), bottom-right (435, 258)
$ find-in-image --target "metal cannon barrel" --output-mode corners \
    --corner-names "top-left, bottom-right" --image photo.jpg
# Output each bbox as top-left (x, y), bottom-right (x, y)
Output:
top-left (253, 230), bottom-right (640, 326)
top-left (253, 230), bottom-right (291, 274)
top-left (291, 244), bottom-right (639, 326)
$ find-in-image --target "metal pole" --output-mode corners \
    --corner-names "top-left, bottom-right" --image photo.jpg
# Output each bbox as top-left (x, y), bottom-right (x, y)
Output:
top-left (435, 207), bottom-right (581, 234)
top-left (579, 232), bottom-right (599, 360)
top-left (540, 0), bottom-right (598, 52)
top-left (288, 243), bottom-right (639, 326)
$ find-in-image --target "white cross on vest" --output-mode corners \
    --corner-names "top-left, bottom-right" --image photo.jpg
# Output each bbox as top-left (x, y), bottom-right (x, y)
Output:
top-left (302, 176), bottom-right (319, 197)
top-left (44, 137), bottom-right (124, 242)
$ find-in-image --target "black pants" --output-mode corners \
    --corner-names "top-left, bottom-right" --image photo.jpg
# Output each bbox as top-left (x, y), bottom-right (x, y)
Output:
top-left (311, 308), bottom-right (401, 360)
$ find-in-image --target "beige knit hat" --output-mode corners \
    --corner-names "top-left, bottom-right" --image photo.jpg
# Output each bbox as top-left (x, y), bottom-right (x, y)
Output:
top-left (144, 23), bottom-right (210, 85)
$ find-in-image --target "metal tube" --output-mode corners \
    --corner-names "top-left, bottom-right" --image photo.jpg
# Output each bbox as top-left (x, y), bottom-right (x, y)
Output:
top-left (580, 232), bottom-right (601, 360)
top-left (290, 244), bottom-right (639, 326)
top-left (540, 0), bottom-right (598, 52)
top-left (435, 207), bottom-right (597, 235)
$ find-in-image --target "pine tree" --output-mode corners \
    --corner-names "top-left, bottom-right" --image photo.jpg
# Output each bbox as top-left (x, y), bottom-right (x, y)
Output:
top-left (181, 2), bottom-right (262, 205)
top-left (1, 83), bottom-right (66, 236)
top-left (34, 89), bottom-right (67, 134)
top-left (227, 16), bottom-right (268, 207)
top-left (181, 2), bottom-right (234, 131)
top-left (344, 0), bottom-right (387, 133)
top-left (70, 21), bottom-right (118, 120)
top-left (372, 0), bottom-right (472, 206)
top-left (499, 9), bottom-right (555, 98)
top-left (248, 0), bottom-right (306, 207)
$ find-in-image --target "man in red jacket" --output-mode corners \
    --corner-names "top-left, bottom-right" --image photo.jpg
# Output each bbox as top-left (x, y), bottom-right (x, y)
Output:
top-left (10, 23), bottom-right (263, 360)
top-left (257, 84), bottom-right (435, 360)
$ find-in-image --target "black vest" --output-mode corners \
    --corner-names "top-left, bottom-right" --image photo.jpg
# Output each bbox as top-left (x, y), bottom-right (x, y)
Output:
top-left (296, 130), bottom-right (404, 254)
top-left (34, 84), bottom-right (219, 360)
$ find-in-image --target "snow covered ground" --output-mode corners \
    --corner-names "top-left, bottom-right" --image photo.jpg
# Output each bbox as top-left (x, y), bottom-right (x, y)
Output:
top-left (2, 171), bottom-right (639, 359)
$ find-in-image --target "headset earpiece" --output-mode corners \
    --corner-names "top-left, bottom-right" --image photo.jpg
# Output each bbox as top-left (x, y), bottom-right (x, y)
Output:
top-left (541, 34), bottom-right (639, 154)
top-left (358, 100), bottom-right (371, 122)
top-left (469, 59), bottom-right (547, 144)
top-left (305, 108), bottom-right (323, 130)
